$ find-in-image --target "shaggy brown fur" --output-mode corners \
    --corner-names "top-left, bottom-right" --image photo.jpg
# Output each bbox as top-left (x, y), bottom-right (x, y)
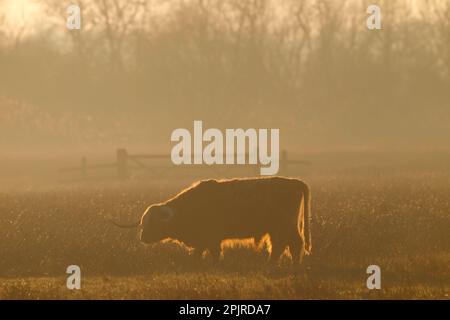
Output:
top-left (125, 177), bottom-right (312, 265)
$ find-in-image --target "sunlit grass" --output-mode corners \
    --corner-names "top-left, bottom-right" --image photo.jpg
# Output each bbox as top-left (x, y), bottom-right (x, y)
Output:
top-left (0, 169), bottom-right (449, 299)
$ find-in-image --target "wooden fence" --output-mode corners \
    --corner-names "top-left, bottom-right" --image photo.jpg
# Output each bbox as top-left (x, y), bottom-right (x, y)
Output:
top-left (60, 148), bottom-right (310, 182)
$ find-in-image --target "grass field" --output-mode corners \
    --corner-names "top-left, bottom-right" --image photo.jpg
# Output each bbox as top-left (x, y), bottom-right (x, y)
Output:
top-left (0, 160), bottom-right (449, 299)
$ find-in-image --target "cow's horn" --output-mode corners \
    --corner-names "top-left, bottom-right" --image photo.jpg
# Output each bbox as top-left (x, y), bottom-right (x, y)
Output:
top-left (160, 206), bottom-right (174, 222)
top-left (109, 219), bottom-right (141, 229)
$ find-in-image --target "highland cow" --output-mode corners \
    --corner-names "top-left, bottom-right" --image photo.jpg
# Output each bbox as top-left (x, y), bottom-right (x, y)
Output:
top-left (112, 177), bottom-right (312, 265)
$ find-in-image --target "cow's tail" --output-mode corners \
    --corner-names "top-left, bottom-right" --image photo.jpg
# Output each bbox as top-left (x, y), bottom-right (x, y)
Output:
top-left (302, 182), bottom-right (312, 255)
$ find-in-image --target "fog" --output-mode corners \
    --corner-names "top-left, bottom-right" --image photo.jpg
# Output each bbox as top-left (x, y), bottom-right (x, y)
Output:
top-left (1, 0), bottom-right (449, 189)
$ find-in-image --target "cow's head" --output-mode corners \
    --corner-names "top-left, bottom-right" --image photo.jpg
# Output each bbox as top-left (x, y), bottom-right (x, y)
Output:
top-left (140, 205), bottom-right (175, 244)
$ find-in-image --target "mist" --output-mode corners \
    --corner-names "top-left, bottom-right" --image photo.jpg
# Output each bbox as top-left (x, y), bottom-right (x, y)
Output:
top-left (1, 0), bottom-right (450, 190)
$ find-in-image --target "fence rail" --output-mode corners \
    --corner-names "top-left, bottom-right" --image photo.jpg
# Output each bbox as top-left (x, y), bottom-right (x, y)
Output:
top-left (60, 148), bottom-right (310, 182)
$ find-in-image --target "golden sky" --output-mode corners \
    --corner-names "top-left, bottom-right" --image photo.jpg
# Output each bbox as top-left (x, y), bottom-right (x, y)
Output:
top-left (1, 0), bottom-right (41, 29)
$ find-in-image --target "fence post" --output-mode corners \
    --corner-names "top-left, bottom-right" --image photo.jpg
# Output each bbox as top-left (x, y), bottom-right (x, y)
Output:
top-left (281, 150), bottom-right (288, 176)
top-left (117, 148), bottom-right (129, 181)
top-left (81, 157), bottom-right (87, 180)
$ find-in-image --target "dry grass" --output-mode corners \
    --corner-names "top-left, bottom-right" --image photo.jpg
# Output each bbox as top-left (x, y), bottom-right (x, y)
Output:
top-left (0, 167), bottom-right (449, 299)
top-left (1, 274), bottom-right (448, 300)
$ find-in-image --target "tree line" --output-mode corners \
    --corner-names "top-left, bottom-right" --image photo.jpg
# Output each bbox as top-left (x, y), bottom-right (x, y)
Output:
top-left (0, 0), bottom-right (449, 149)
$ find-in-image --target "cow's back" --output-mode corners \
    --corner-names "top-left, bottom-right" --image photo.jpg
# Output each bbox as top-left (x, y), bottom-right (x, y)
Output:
top-left (169, 177), bottom-right (305, 244)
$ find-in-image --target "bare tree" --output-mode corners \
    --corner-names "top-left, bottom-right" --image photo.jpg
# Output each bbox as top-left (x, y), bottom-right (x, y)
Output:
top-left (0, 0), bottom-right (29, 49)
top-left (425, 0), bottom-right (450, 78)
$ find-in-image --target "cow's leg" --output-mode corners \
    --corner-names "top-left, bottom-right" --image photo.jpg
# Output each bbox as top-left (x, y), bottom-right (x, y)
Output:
top-left (192, 247), bottom-right (205, 260)
top-left (269, 236), bottom-right (287, 266)
top-left (288, 233), bottom-right (305, 266)
top-left (208, 246), bottom-right (222, 262)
